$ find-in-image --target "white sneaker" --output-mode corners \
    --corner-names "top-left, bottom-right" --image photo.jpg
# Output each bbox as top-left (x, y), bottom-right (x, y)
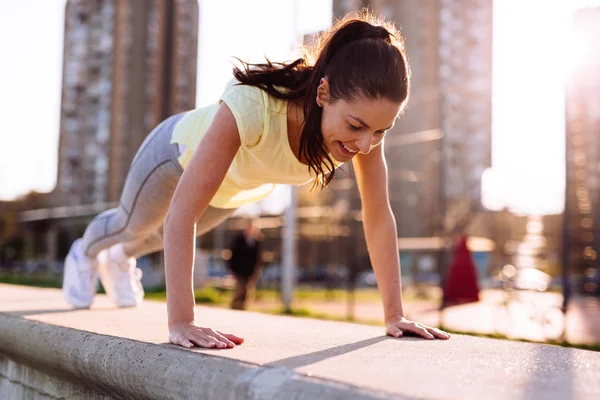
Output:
top-left (62, 239), bottom-right (98, 309)
top-left (97, 250), bottom-right (144, 307)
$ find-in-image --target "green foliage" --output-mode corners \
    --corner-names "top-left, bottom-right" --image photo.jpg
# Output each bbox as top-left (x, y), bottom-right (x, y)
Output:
top-left (0, 273), bottom-right (61, 288)
top-left (194, 286), bottom-right (226, 304)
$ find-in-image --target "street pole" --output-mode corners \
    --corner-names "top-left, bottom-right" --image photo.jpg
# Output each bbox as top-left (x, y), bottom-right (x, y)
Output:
top-left (281, 0), bottom-right (302, 314)
top-left (282, 185), bottom-right (297, 313)
top-left (437, 125), bottom-right (448, 309)
top-left (561, 115), bottom-right (571, 313)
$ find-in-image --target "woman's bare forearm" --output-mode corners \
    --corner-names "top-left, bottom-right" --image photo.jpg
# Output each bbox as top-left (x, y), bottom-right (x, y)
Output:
top-left (163, 166), bottom-right (233, 327)
top-left (363, 207), bottom-right (404, 320)
top-left (164, 211), bottom-right (198, 327)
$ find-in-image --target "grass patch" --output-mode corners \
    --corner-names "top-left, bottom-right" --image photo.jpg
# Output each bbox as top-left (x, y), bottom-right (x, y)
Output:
top-left (289, 288), bottom-right (383, 302)
top-left (145, 286), bottom-right (388, 304)
top-left (0, 273), bottom-right (115, 294)
top-left (145, 286), bottom-right (228, 305)
top-left (193, 286), bottom-right (226, 304)
top-left (0, 274), bottom-right (62, 288)
top-left (0, 274), bottom-right (438, 304)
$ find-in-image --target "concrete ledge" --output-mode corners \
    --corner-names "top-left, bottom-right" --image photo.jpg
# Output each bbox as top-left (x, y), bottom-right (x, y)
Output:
top-left (0, 314), bottom-right (386, 400)
top-left (1, 284), bottom-right (599, 400)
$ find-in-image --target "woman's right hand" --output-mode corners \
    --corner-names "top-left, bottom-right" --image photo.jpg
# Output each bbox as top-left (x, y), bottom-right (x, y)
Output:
top-left (169, 321), bottom-right (244, 349)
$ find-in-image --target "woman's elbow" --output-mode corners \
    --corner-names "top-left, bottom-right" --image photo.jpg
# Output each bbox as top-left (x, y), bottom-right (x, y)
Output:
top-left (362, 205), bottom-right (394, 225)
top-left (164, 201), bottom-right (199, 234)
top-left (164, 203), bottom-right (184, 232)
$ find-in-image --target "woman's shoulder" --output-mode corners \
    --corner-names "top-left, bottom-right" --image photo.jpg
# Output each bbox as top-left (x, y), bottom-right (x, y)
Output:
top-left (220, 78), bottom-right (286, 113)
top-left (219, 78), bottom-right (286, 146)
top-left (221, 78), bottom-right (264, 105)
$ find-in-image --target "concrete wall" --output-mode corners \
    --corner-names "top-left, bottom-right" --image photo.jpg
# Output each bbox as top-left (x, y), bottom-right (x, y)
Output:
top-left (0, 354), bottom-right (112, 400)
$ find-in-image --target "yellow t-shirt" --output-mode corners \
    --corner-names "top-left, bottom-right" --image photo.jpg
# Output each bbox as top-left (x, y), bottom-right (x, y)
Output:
top-left (171, 79), bottom-right (343, 209)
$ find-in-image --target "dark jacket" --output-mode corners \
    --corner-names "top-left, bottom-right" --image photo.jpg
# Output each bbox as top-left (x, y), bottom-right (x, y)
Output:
top-left (227, 232), bottom-right (262, 279)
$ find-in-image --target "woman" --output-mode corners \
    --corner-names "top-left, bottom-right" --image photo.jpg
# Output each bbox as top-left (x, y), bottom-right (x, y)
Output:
top-left (62, 10), bottom-right (450, 349)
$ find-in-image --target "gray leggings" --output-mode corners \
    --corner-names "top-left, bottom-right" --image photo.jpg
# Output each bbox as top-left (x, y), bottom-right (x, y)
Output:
top-left (81, 114), bottom-right (236, 259)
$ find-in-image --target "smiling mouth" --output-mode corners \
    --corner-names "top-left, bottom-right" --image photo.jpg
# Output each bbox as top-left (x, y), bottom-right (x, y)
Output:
top-left (338, 141), bottom-right (358, 157)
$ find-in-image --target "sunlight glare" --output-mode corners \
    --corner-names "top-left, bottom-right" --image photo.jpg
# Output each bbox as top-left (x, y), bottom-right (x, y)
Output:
top-left (486, 0), bottom-right (569, 215)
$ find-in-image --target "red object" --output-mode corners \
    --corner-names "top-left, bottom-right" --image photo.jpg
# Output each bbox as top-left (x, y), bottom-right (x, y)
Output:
top-left (443, 235), bottom-right (480, 305)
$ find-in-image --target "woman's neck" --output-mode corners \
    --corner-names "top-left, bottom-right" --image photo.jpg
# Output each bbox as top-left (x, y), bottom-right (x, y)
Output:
top-left (286, 100), bottom-right (308, 165)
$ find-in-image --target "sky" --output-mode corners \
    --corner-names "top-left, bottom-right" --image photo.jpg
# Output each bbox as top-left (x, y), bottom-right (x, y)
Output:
top-left (0, 0), bottom-right (598, 217)
top-left (0, 0), bottom-right (66, 200)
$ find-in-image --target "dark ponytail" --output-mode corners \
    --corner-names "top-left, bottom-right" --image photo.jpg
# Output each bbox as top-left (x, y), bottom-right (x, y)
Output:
top-left (233, 9), bottom-right (410, 188)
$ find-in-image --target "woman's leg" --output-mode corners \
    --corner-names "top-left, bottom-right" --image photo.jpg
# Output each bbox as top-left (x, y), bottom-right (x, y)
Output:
top-left (64, 113), bottom-right (186, 308)
top-left (122, 206), bottom-right (237, 259)
top-left (81, 113), bottom-right (186, 258)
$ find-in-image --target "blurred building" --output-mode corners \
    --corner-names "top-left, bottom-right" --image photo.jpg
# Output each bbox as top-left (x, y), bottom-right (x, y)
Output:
top-left (16, 0), bottom-right (199, 263)
top-left (564, 7), bottom-right (600, 294)
top-left (56, 0), bottom-right (198, 206)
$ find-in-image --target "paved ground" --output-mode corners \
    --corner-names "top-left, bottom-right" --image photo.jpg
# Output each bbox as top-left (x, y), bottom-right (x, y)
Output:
top-left (1, 283), bottom-right (599, 400)
top-left (248, 288), bottom-right (600, 346)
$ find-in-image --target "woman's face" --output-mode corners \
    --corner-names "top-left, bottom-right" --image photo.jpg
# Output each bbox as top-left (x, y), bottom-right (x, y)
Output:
top-left (318, 80), bottom-right (402, 163)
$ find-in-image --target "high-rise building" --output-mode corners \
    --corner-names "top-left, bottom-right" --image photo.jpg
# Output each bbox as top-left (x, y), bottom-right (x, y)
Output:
top-left (564, 7), bottom-right (600, 292)
top-left (55, 0), bottom-right (198, 207)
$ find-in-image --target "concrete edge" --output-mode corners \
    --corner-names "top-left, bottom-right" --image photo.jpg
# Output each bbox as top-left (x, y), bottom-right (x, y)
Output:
top-left (0, 313), bottom-right (407, 400)
top-left (1, 353), bottom-right (115, 400)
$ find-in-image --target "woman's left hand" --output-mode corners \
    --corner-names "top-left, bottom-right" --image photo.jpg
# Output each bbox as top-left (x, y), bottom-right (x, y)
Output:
top-left (385, 315), bottom-right (451, 340)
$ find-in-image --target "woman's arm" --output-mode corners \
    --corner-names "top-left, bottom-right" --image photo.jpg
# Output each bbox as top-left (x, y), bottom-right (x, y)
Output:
top-left (353, 144), bottom-right (449, 340)
top-left (164, 103), bottom-right (243, 349)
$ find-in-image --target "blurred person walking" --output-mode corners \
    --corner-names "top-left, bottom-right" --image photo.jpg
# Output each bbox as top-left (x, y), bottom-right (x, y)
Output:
top-left (227, 219), bottom-right (263, 310)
